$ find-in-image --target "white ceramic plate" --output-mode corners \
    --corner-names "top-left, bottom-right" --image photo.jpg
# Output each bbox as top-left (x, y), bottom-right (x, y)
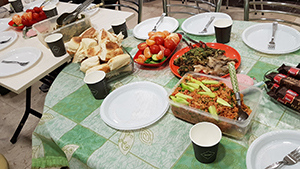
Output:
top-left (133, 16), bottom-right (179, 40)
top-left (0, 18), bottom-right (10, 32)
top-left (246, 130), bottom-right (300, 169)
top-left (181, 12), bottom-right (232, 36)
top-left (242, 23), bottom-right (300, 54)
top-left (23, 0), bottom-right (59, 12)
top-left (0, 47), bottom-right (42, 77)
top-left (0, 31), bottom-right (17, 51)
top-left (100, 81), bottom-right (169, 130)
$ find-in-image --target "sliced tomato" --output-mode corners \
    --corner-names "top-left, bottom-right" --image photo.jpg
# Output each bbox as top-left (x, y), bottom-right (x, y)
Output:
top-left (137, 42), bottom-right (148, 51)
top-left (8, 20), bottom-right (14, 26)
top-left (159, 45), bottom-right (166, 52)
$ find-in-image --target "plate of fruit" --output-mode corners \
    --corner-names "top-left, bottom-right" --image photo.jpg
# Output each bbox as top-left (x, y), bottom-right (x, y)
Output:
top-left (8, 6), bottom-right (47, 30)
top-left (134, 31), bottom-right (182, 67)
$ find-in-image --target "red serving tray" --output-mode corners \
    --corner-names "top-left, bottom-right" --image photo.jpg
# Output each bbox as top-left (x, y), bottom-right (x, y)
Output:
top-left (169, 43), bottom-right (241, 78)
top-left (133, 33), bottom-right (182, 67)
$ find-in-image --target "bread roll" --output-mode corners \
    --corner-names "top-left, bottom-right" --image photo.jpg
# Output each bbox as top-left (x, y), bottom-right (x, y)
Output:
top-left (72, 38), bottom-right (98, 63)
top-left (86, 63), bottom-right (110, 75)
top-left (98, 29), bottom-right (123, 46)
top-left (80, 27), bottom-right (99, 39)
top-left (65, 37), bottom-right (82, 55)
top-left (80, 56), bottom-right (100, 73)
top-left (99, 40), bottom-right (123, 62)
top-left (107, 54), bottom-right (131, 71)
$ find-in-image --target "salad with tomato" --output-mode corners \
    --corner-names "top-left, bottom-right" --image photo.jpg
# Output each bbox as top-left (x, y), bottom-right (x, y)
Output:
top-left (134, 31), bottom-right (181, 65)
top-left (8, 6), bottom-right (47, 30)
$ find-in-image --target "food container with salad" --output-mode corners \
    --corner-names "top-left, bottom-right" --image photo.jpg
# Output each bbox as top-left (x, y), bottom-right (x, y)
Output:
top-left (168, 72), bottom-right (262, 139)
top-left (134, 31), bottom-right (182, 67)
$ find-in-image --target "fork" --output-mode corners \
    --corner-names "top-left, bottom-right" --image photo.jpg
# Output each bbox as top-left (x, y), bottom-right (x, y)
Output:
top-left (268, 22), bottom-right (278, 50)
top-left (265, 146), bottom-right (300, 169)
top-left (0, 37), bottom-right (11, 44)
top-left (151, 13), bottom-right (166, 32)
top-left (1, 60), bottom-right (30, 66)
top-left (199, 16), bottom-right (215, 34)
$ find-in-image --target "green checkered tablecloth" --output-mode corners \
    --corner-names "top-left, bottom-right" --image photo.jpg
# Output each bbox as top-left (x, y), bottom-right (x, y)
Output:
top-left (32, 20), bottom-right (300, 169)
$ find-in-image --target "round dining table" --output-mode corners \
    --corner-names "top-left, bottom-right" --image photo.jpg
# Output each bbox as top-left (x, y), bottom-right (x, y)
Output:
top-left (31, 19), bottom-right (300, 169)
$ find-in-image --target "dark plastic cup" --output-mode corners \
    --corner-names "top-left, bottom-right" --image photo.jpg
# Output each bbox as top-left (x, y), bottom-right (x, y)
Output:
top-left (111, 18), bottom-right (128, 38)
top-left (189, 122), bottom-right (222, 163)
top-left (9, 0), bottom-right (23, 13)
top-left (84, 71), bottom-right (110, 100)
top-left (44, 33), bottom-right (66, 57)
top-left (214, 19), bottom-right (233, 44)
top-left (43, 4), bottom-right (58, 18)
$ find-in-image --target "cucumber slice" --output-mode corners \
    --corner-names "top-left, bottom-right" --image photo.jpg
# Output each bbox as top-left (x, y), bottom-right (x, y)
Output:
top-left (152, 54), bottom-right (159, 61)
top-left (217, 97), bottom-right (232, 107)
top-left (208, 105), bottom-right (218, 121)
top-left (198, 91), bottom-right (216, 98)
top-left (202, 80), bottom-right (219, 84)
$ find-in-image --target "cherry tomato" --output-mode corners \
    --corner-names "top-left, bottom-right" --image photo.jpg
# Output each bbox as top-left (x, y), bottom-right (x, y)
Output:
top-left (149, 45), bottom-right (160, 54)
top-left (21, 17), bottom-right (30, 27)
top-left (26, 9), bottom-right (34, 13)
top-left (164, 48), bottom-right (171, 57)
top-left (32, 13), bottom-right (40, 21)
top-left (33, 7), bottom-right (41, 13)
top-left (164, 39), bottom-right (176, 50)
top-left (146, 39), bottom-right (156, 46)
top-left (155, 37), bottom-right (164, 46)
top-left (137, 42), bottom-right (148, 51)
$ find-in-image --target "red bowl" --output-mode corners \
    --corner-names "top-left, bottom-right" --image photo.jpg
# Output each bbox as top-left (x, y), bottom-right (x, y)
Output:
top-left (134, 33), bottom-right (182, 67)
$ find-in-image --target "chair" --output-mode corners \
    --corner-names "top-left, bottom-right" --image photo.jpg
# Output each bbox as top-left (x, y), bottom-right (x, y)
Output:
top-left (163, 0), bottom-right (223, 16)
top-left (103, 0), bottom-right (143, 23)
top-left (244, 0), bottom-right (300, 28)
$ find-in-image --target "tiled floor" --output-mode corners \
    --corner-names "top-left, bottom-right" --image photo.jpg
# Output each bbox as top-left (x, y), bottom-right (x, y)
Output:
top-left (0, 1), bottom-right (299, 169)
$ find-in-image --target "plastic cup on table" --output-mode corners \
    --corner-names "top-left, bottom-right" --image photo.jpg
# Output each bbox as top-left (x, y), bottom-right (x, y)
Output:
top-left (84, 71), bottom-right (110, 100)
top-left (9, 0), bottom-right (23, 13)
top-left (44, 33), bottom-right (66, 57)
top-left (43, 4), bottom-right (58, 18)
top-left (214, 19), bottom-right (233, 44)
top-left (111, 18), bottom-right (128, 39)
top-left (189, 122), bottom-right (222, 163)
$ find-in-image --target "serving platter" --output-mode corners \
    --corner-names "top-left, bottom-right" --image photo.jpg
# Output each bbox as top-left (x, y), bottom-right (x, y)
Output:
top-left (246, 130), bottom-right (300, 169)
top-left (169, 43), bottom-right (241, 78)
top-left (0, 31), bottom-right (18, 51)
top-left (242, 23), bottom-right (300, 54)
top-left (0, 18), bottom-right (10, 32)
top-left (133, 16), bottom-right (179, 40)
top-left (133, 33), bottom-right (182, 67)
top-left (181, 12), bottom-right (232, 36)
top-left (100, 81), bottom-right (169, 130)
top-left (0, 47), bottom-right (41, 77)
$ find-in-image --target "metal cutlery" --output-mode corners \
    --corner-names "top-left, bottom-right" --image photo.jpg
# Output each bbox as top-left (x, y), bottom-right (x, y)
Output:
top-left (40, 0), bottom-right (51, 7)
top-left (268, 22), bottom-right (278, 50)
top-left (265, 146), bottom-right (300, 169)
top-left (1, 60), bottom-right (30, 66)
top-left (199, 16), bottom-right (215, 34)
top-left (152, 13), bottom-right (166, 32)
top-left (62, 0), bottom-right (94, 25)
top-left (0, 37), bottom-right (11, 44)
top-left (84, 2), bottom-right (104, 12)
top-left (228, 62), bottom-right (249, 121)
top-left (177, 32), bottom-right (207, 48)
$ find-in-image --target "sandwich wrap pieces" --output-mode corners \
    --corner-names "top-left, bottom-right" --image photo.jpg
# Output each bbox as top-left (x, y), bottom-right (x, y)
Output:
top-left (65, 27), bottom-right (131, 74)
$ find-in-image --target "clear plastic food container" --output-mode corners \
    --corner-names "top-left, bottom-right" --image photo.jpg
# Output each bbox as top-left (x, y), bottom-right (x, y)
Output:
top-left (32, 14), bottom-right (91, 47)
top-left (168, 72), bottom-right (263, 139)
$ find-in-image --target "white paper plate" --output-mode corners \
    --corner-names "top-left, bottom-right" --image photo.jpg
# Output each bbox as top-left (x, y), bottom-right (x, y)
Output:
top-left (0, 18), bottom-right (10, 32)
top-left (23, 0), bottom-right (59, 12)
top-left (246, 130), bottom-right (300, 169)
top-left (0, 47), bottom-right (42, 77)
top-left (100, 81), bottom-right (169, 130)
top-left (133, 16), bottom-right (179, 40)
top-left (242, 23), bottom-right (300, 54)
top-left (0, 31), bottom-right (17, 51)
top-left (181, 12), bottom-right (232, 36)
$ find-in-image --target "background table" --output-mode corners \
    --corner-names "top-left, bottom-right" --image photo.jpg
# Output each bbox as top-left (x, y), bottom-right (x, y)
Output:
top-left (32, 20), bottom-right (300, 169)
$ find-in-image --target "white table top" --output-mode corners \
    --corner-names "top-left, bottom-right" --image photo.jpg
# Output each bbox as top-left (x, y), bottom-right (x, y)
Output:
top-left (0, 2), bottom-right (134, 94)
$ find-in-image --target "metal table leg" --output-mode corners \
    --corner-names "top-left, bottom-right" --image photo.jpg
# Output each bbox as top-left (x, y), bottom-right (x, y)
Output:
top-left (10, 87), bottom-right (42, 144)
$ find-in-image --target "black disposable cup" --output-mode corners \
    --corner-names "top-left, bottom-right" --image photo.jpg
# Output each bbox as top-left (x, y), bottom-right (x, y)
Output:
top-left (111, 19), bottom-right (128, 38)
top-left (9, 0), bottom-right (23, 13)
top-left (44, 33), bottom-right (66, 57)
top-left (214, 19), bottom-right (233, 44)
top-left (84, 71), bottom-right (110, 100)
top-left (189, 122), bottom-right (222, 163)
top-left (43, 4), bottom-right (58, 18)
